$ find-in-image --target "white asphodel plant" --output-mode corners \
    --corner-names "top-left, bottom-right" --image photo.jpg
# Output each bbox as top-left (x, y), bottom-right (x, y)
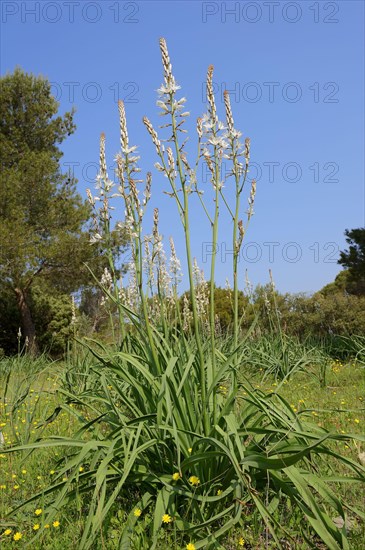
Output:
top-left (144, 38), bottom-right (256, 427)
top-left (87, 37), bottom-right (256, 433)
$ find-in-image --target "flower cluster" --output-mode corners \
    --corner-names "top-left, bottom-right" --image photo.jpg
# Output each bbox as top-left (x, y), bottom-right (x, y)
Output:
top-left (87, 133), bottom-right (117, 245)
top-left (193, 259), bottom-right (209, 323)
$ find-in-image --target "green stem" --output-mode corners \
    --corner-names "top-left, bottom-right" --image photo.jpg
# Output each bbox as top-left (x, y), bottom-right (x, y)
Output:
top-left (170, 100), bottom-right (208, 435)
top-left (209, 149), bottom-right (220, 424)
top-left (123, 159), bottom-right (160, 373)
top-left (231, 157), bottom-right (249, 386)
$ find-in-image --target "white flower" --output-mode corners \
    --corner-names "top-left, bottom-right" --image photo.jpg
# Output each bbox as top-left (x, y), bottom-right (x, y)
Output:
top-left (156, 100), bottom-right (169, 111)
top-left (90, 233), bottom-right (102, 244)
top-left (86, 188), bottom-right (95, 205)
top-left (169, 237), bottom-right (182, 284)
top-left (122, 145), bottom-right (138, 154)
top-left (231, 129), bottom-right (242, 139)
top-left (157, 82), bottom-right (181, 96)
top-left (208, 136), bottom-right (228, 149)
top-left (101, 267), bottom-right (113, 288)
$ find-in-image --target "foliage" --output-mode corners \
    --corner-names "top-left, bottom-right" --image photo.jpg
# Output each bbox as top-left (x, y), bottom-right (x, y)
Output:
top-left (242, 334), bottom-right (327, 384)
top-left (0, 68), bottom-right (90, 353)
top-left (1, 356), bottom-right (364, 549)
top-left (180, 284), bottom-right (248, 334)
top-left (0, 283), bottom-right (73, 357)
top-left (30, 284), bottom-right (75, 356)
top-left (213, 285), bottom-right (247, 332)
top-left (338, 228), bottom-right (365, 295)
top-left (0, 286), bottom-right (20, 356)
top-left (0, 68), bottom-right (128, 354)
top-left (0, 68), bottom-right (90, 291)
top-left (247, 282), bottom-right (365, 341)
top-left (281, 291), bottom-right (365, 339)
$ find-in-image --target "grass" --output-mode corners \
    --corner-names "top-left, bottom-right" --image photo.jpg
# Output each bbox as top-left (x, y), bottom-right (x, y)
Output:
top-left (1, 352), bottom-right (364, 548)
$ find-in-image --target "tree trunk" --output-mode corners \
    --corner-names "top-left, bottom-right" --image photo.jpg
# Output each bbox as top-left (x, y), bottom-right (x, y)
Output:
top-left (14, 287), bottom-right (39, 355)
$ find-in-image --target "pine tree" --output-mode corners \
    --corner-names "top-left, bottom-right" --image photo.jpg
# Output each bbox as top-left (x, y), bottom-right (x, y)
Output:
top-left (0, 68), bottom-right (93, 354)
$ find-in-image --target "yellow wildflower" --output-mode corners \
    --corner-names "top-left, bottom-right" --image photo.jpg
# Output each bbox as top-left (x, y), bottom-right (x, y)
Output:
top-left (162, 514), bottom-right (173, 524)
top-left (35, 509), bottom-right (42, 516)
top-left (172, 472), bottom-right (181, 481)
top-left (33, 524), bottom-right (40, 531)
top-left (217, 489), bottom-right (222, 495)
top-left (44, 524), bottom-right (50, 529)
top-left (186, 544), bottom-right (195, 550)
top-left (189, 475), bottom-right (200, 486)
top-left (3, 529), bottom-right (12, 536)
top-left (238, 536), bottom-right (245, 546)
top-left (52, 521), bottom-right (60, 528)
top-left (133, 508), bottom-right (142, 517)
top-left (13, 532), bottom-right (22, 541)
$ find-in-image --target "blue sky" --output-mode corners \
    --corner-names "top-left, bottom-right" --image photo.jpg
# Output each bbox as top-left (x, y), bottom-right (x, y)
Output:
top-left (1, 0), bottom-right (364, 294)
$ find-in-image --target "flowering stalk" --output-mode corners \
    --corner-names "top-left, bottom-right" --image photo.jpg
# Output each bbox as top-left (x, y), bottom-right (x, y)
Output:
top-left (152, 207), bottom-right (169, 338)
top-left (116, 101), bottom-right (160, 372)
top-left (203, 64), bottom-right (224, 421)
top-left (223, 90), bottom-right (255, 382)
top-left (169, 236), bottom-right (183, 333)
top-left (146, 38), bottom-right (209, 433)
top-left (87, 132), bottom-right (126, 341)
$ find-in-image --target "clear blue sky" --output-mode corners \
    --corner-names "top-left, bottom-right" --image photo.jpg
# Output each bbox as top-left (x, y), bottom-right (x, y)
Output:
top-left (1, 0), bottom-right (364, 294)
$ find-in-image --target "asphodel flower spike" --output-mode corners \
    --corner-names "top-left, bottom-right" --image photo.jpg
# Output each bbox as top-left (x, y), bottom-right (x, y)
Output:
top-left (206, 65), bottom-right (218, 126)
top-left (159, 37), bottom-right (175, 88)
top-left (118, 100), bottom-right (129, 151)
top-left (223, 90), bottom-right (234, 136)
top-left (143, 117), bottom-right (161, 154)
top-left (99, 132), bottom-right (108, 181)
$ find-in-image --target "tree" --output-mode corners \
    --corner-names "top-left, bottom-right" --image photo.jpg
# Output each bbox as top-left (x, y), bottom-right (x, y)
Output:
top-left (338, 228), bottom-right (365, 295)
top-left (0, 68), bottom-right (94, 354)
top-left (319, 270), bottom-right (351, 297)
top-left (213, 285), bottom-right (247, 332)
top-left (180, 284), bottom-right (247, 334)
